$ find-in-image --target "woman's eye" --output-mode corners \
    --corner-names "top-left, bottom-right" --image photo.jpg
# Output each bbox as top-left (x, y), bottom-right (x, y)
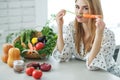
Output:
top-left (75, 5), bottom-right (79, 9)
top-left (84, 7), bottom-right (89, 10)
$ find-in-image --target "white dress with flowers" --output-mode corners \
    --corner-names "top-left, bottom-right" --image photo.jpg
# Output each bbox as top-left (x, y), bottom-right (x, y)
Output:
top-left (52, 22), bottom-right (120, 77)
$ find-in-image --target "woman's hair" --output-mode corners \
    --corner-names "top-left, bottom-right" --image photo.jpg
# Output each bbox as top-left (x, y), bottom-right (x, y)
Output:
top-left (74, 0), bottom-right (103, 56)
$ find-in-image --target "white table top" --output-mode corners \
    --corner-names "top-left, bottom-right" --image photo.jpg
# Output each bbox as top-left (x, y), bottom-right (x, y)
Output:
top-left (0, 57), bottom-right (120, 80)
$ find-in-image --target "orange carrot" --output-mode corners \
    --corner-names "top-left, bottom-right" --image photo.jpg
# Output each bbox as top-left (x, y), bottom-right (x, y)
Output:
top-left (28, 42), bottom-right (33, 50)
top-left (66, 10), bottom-right (102, 18)
top-left (26, 30), bottom-right (34, 50)
top-left (82, 14), bottom-right (102, 18)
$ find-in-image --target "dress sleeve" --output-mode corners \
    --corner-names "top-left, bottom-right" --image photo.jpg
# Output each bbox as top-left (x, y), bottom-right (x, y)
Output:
top-left (86, 28), bottom-right (116, 71)
top-left (52, 23), bottom-right (74, 62)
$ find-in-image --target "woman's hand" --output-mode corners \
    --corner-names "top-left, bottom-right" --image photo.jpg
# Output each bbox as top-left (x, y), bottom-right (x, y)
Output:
top-left (55, 9), bottom-right (66, 28)
top-left (95, 17), bottom-right (105, 36)
top-left (55, 9), bottom-right (66, 52)
top-left (88, 17), bottom-right (105, 65)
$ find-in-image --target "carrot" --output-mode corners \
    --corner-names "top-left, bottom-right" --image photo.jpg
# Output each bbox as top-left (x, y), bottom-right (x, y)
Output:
top-left (26, 30), bottom-right (33, 50)
top-left (20, 31), bottom-right (26, 48)
top-left (28, 42), bottom-right (33, 50)
top-left (82, 14), bottom-right (102, 18)
top-left (66, 10), bottom-right (102, 18)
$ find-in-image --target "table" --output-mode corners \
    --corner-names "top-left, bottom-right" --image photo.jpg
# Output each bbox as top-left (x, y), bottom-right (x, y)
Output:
top-left (0, 57), bottom-right (120, 80)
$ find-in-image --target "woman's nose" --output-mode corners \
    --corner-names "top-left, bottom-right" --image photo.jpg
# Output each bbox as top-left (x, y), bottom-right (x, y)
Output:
top-left (78, 8), bottom-right (83, 14)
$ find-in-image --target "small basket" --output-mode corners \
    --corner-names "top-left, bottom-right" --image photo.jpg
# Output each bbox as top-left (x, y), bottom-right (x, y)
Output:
top-left (21, 49), bottom-right (46, 59)
top-left (12, 27), bottom-right (57, 59)
top-left (13, 31), bottom-right (45, 59)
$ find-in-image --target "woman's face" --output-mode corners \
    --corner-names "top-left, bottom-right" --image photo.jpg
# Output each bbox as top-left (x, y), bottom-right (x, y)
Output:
top-left (75, 0), bottom-right (89, 23)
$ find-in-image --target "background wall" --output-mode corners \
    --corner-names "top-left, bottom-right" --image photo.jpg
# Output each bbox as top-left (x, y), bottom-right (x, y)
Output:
top-left (0, 0), bottom-right (47, 45)
top-left (0, 0), bottom-right (48, 51)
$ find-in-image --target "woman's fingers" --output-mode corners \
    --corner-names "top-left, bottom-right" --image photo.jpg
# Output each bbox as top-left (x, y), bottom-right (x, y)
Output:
top-left (56, 9), bottom-right (66, 19)
top-left (95, 17), bottom-right (105, 28)
top-left (55, 9), bottom-right (66, 27)
top-left (95, 17), bottom-right (105, 34)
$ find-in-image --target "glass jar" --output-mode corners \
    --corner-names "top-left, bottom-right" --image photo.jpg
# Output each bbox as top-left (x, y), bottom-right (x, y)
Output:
top-left (13, 60), bottom-right (25, 72)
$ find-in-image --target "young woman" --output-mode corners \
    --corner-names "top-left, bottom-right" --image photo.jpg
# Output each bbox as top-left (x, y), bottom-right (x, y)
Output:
top-left (53, 0), bottom-right (120, 77)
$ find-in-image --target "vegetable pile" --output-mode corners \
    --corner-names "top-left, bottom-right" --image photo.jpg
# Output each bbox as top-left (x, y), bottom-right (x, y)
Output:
top-left (13, 26), bottom-right (57, 58)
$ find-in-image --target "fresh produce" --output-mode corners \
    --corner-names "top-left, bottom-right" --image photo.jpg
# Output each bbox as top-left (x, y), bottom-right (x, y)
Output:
top-left (26, 62), bottom-right (52, 72)
top-left (38, 27), bottom-right (58, 56)
top-left (35, 42), bottom-right (45, 50)
top-left (1, 55), bottom-right (8, 63)
top-left (6, 22), bottom-right (57, 59)
top-left (66, 10), bottom-right (102, 18)
top-left (31, 37), bottom-right (38, 45)
top-left (12, 27), bottom-right (57, 58)
top-left (2, 43), bottom-right (14, 54)
top-left (40, 63), bottom-right (52, 71)
top-left (26, 62), bottom-right (40, 69)
top-left (25, 67), bottom-right (35, 76)
top-left (25, 66), bottom-right (43, 79)
top-left (82, 14), bottom-right (102, 18)
top-left (27, 30), bottom-right (34, 51)
top-left (7, 47), bottom-right (21, 67)
top-left (32, 70), bottom-right (43, 79)
top-left (28, 42), bottom-right (33, 50)
top-left (21, 49), bottom-right (40, 58)
top-left (20, 31), bottom-right (26, 48)
top-left (1, 43), bottom-right (13, 63)
top-left (38, 36), bottom-right (47, 43)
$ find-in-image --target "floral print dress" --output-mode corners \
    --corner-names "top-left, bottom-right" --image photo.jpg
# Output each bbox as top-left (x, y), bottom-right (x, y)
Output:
top-left (52, 22), bottom-right (120, 77)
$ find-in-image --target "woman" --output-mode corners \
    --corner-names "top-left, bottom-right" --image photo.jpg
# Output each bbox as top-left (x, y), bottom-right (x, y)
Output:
top-left (53, 0), bottom-right (120, 77)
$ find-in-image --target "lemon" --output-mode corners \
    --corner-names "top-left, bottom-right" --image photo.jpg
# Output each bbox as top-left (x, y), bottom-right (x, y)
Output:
top-left (31, 37), bottom-right (38, 45)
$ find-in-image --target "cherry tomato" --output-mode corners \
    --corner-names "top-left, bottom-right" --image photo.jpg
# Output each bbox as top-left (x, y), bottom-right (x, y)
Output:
top-left (32, 70), bottom-right (43, 79)
top-left (25, 67), bottom-right (35, 76)
top-left (35, 42), bottom-right (44, 50)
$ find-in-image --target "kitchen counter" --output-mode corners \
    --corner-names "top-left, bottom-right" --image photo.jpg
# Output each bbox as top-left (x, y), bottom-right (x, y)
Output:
top-left (0, 57), bottom-right (120, 80)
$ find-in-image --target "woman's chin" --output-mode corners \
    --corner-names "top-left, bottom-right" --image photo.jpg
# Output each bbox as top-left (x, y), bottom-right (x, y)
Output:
top-left (76, 18), bottom-right (87, 23)
top-left (77, 19), bottom-right (83, 23)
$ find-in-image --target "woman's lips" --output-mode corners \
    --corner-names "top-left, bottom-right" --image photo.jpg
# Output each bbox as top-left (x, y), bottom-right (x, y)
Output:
top-left (76, 16), bottom-right (83, 19)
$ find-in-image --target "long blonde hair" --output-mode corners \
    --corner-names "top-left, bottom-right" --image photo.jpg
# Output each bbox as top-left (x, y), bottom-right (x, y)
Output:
top-left (74, 0), bottom-right (103, 55)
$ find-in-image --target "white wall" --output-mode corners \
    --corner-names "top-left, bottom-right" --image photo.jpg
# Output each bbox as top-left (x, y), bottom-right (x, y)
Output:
top-left (0, 0), bottom-right (36, 44)
top-left (101, 0), bottom-right (120, 26)
top-left (0, 0), bottom-right (48, 51)
top-left (48, 0), bottom-right (75, 25)
top-left (35, 0), bottom-right (48, 27)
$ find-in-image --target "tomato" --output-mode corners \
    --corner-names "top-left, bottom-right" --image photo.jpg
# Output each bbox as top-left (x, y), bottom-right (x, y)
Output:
top-left (35, 42), bottom-right (45, 50)
top-left (25, 67), bottom-right (35, 76)
top-left (32, 70), bottom-right (43, 79)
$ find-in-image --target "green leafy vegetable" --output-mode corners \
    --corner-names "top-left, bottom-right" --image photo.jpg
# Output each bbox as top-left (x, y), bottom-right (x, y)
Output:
top-left (6, 15), bottom-right (57, 58)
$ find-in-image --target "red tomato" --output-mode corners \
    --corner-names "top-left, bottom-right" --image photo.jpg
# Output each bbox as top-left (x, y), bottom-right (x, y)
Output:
top-left (25, 67), bottom-right (35, 76)
top-left (32, 70), bottom-right (43, 79)
top-left (35, 42), bottom-right (44, 50)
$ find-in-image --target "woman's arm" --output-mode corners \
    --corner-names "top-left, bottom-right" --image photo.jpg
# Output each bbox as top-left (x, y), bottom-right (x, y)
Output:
top-left (88, 33), bottom-right (103, 65)
top-left (88, 17), bottom-right (105, 65)
top-left (55, 9), bottom-right (66, 52)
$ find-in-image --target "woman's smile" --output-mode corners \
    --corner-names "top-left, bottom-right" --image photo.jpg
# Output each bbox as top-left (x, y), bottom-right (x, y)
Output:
top-left (76, 15), bottom-right (84, 22)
